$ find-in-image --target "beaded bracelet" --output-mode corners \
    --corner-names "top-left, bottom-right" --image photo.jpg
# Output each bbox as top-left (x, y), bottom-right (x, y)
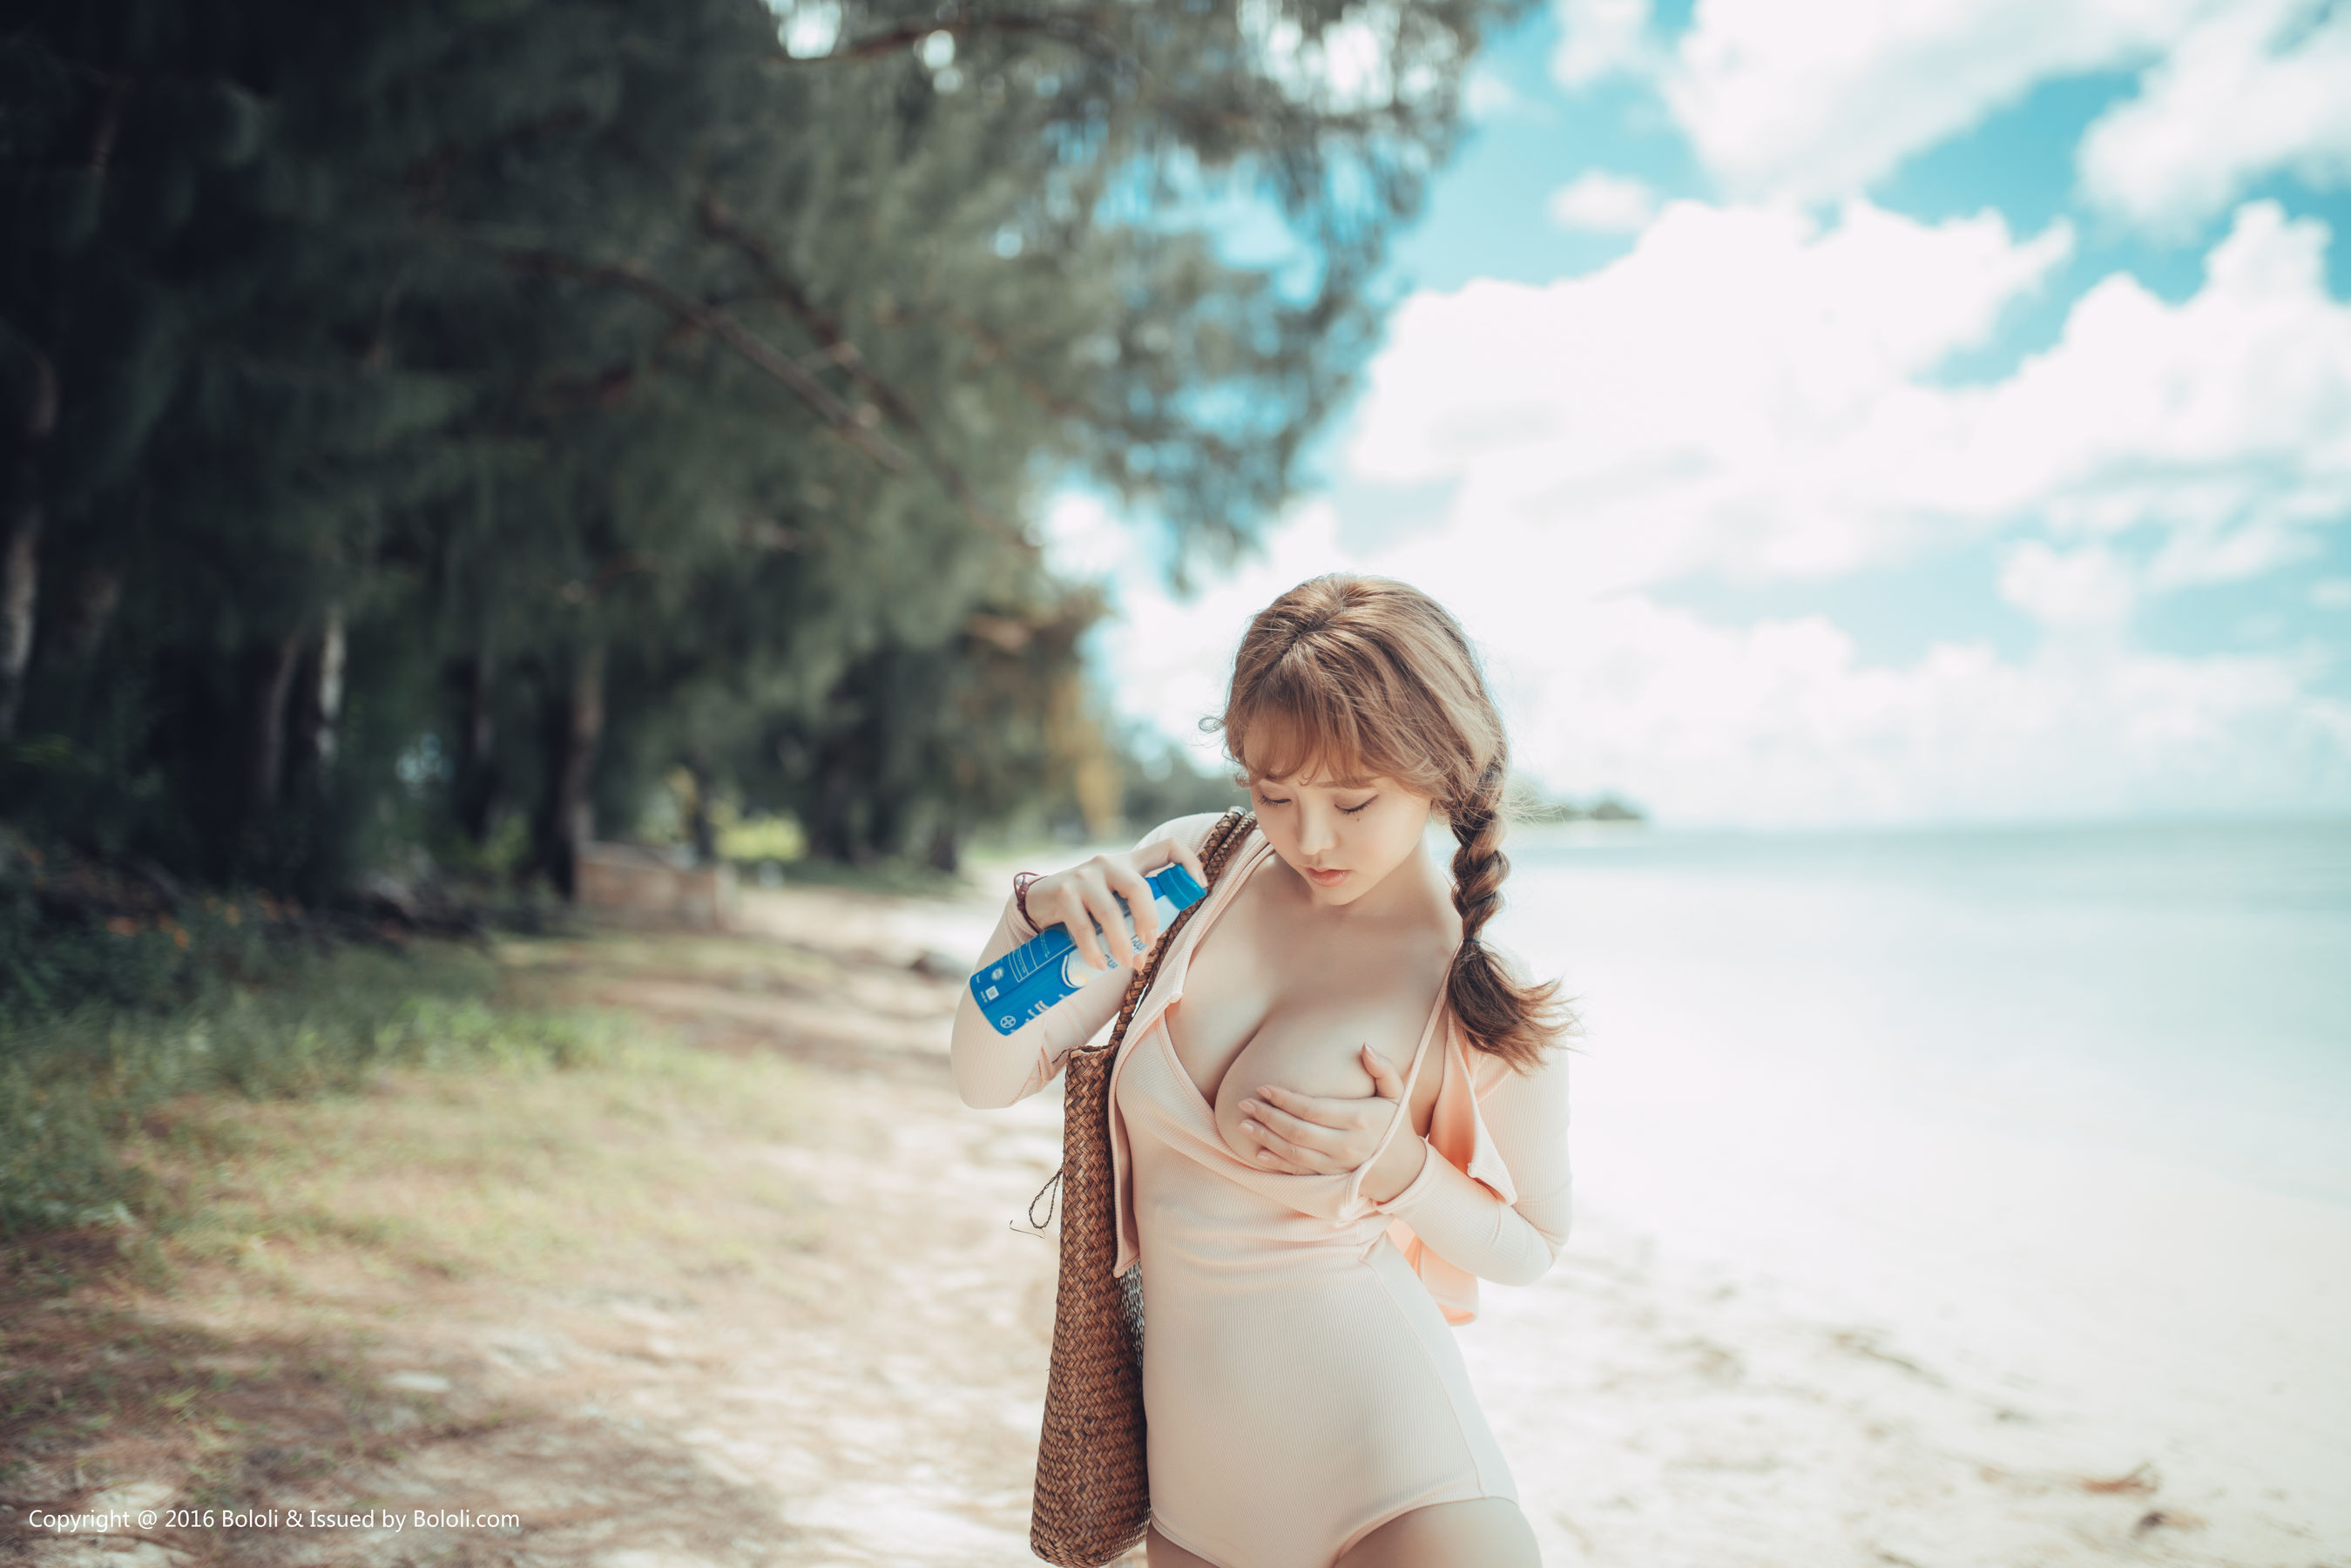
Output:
top-left (1013, 871), bottom-right (1043, 929)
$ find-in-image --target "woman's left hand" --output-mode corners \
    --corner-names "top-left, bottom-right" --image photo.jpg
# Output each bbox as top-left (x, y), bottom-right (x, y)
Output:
top-left (1235, 1045), bottom-right (1412, 1176)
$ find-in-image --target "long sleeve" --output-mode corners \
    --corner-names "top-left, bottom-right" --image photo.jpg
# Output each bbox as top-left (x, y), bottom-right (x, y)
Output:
top-left (1375, 1045), bottom-right (1571, 1288)
top-left (949, 812), bottom-right (1228, 1110)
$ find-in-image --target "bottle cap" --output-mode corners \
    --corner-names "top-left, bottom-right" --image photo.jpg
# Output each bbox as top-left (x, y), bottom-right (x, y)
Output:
top-left (1148, 862), bottom-right (1206, 911)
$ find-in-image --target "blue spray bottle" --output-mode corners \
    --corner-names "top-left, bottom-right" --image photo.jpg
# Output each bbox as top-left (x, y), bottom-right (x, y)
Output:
top-left (969, 862), bottom-right (1207, 1035)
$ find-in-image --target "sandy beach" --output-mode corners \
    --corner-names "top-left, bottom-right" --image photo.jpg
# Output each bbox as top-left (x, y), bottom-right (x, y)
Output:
top-left (10, 870), bottom-right (2346, 1568)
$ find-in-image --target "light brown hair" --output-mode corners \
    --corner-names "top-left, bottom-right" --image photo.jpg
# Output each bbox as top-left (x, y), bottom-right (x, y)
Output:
top-left (1216, 574), bottom-right (1569, 1070)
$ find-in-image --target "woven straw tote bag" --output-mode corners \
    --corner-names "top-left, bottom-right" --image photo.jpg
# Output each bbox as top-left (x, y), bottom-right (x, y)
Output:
top-left (1029, 808), bottom-right (1253, 1568)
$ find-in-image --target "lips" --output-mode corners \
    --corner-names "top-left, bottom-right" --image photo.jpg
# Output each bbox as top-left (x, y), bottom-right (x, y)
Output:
top-left (1303, 866), bottom-right (1349, 887)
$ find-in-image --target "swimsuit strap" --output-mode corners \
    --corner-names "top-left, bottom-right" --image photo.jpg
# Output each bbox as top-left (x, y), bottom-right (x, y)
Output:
top-left (1402, 983), bottom-right (1447, 1097)
top-left (1360, 982), bottom-right (1449, 1173)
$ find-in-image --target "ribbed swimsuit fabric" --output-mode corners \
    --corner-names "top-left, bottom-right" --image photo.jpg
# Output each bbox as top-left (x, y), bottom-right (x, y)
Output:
top-left (949, 813), bottom-right (1574, 1568)
top-left (1118, 845), bottom-right (1514, 1567)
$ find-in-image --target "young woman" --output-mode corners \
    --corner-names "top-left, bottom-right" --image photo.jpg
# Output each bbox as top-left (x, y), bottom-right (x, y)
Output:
top-left (953, 575), bottom-right (1573, 1568)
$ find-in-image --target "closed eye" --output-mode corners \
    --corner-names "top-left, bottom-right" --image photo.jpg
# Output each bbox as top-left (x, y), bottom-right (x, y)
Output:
top-left (1339, 797), bottom-right (1376, 814)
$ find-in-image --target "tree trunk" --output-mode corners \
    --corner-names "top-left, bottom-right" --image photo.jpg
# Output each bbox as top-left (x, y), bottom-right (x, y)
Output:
top-left (304, 603), bottom-right (347, 778)
top-left (0, 514), bottom-right (38, 741)
top-left (541, 644), bottom-right (605, 898)
top-left (926, 823), bottom-right (960, 874)
top-left (811, 744), bottom-right (857, 862)
top-left (458, 643), bottom-right (500, 843)
top-left (686, 751), bottom-right (718, 865)
top-left (249, 631), bottom-right (302, 812)
top-left (868, 783), bottom-right (905, 862)
top-left (55, 564), bottom-right (119, 665)
top-left (0, 350), bottom-right (57, 741)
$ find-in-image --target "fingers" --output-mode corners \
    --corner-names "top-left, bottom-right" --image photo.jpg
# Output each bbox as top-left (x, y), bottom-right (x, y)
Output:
top-left (1140, 832), bottom-right (1207, 890)
top-left (1073, 866), bottom-right (1139, 970)
top-left (1036, 840), bottom-right (1209, 975)
top-left (1040, 879), bottom-right (1111, 972)
top-left (1034, 864), bottom-right (1122, 971)
top-left (1252, 1083), bottom-right (1381, 1129)
top-left (1360, 1044), bottom-right (1406, 1100)
top-left (1239, 1119), bottom-right (1325, 1173)
top-left (1237, 1097), bottom-right (1344, 1155)
top-left (1102, 855), bottom-right (1160, 952)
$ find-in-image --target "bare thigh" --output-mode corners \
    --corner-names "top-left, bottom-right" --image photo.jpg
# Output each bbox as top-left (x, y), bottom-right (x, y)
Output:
top-left (1335, 1498), bottom-right (1539, 1568)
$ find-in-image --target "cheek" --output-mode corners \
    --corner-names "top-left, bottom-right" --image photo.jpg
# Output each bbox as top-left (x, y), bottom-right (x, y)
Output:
top-left (1361, 808), bottom-right (1428, 871)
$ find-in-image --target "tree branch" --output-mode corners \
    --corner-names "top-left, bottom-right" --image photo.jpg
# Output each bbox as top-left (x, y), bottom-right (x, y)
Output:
top-left (87, 75), bottom-right (129, 174)
top-left (936, 306), bottom-right (1093, 422)
top-left (490, 246), bottom-right (913, 473)
top-left (696, 197), bottom-right (1033, 552)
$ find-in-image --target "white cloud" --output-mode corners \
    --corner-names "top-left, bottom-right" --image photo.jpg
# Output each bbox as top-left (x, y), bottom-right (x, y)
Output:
top-left (2078, 0), bottom-right (2351, 230)
top-left (1083, 503), bottom-right (2350, 826)
top-left (1657, 0), bottom-right (2216, 200)
top-left (1347, 198), bottom-right (2079, 586)
top-left (1043, 490), bottom-right (1132, 581)
top-left (1550, 0), bottom-right (1659, 88)
top-left (1565, 0), bottom-right (2351, 217)
top-left (1072, 504), bottom-right (1357, 778)
top-left (1998, 541), bottom-right (2137, 631)
top-left (1347, 199), bottom-right (2351, 592)
top-left (1956, 203), bottom-right (2351, 590)
top-left (1069, 198), bottom-right (2351, 825)
top-left (1455, 591), bottom-right (2343, 824)
top-left (1547, 171), bottom-right (1659, 233)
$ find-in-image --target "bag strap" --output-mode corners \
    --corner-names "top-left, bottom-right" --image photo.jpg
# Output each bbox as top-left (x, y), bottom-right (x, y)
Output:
top-left (1023, 809), bottom-right (1254, 1235)
top-left (1098, 808), bottom-right (1253, 1054)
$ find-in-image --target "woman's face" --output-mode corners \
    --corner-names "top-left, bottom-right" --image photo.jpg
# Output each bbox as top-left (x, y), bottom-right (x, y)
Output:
top-left (1247, 770), bottom-right (1436, 909)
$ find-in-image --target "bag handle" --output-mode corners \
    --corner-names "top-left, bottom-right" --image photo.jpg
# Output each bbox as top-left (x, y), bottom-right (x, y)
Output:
top-left (1102, 808), bottom-right (1253, 1049)
top-left (1023, 808), bottom-right (1253, 1231)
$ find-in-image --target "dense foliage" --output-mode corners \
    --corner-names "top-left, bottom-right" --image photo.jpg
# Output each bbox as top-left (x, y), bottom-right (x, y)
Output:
top-left (0, 0), bottom-right (1519, 896)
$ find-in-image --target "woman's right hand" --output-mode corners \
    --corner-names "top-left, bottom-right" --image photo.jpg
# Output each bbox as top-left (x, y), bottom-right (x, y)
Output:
top-left (1023, 830), bottom-right (1208, 975)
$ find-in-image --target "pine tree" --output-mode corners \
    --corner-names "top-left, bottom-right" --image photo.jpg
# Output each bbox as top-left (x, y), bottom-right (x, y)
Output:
top-left (0, 0), bottom-right (1529, 889)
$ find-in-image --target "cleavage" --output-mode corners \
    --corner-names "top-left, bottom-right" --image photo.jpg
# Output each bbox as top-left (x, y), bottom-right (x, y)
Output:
top-left (1165, 859), bottom-right (1283, 1108)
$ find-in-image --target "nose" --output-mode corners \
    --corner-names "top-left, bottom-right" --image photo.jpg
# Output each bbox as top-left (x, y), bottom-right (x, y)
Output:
top-left (1294, 800), bottom-right (1339, 858)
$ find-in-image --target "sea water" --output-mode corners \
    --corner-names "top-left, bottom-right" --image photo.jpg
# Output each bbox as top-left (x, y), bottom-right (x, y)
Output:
top-left (1479, 817), bottom-right (2351, 1532)
top-left (1497, 817), bottom-right (2351, 1206)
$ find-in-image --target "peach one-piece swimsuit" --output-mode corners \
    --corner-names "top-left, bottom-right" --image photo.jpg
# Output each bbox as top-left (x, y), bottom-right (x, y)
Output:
top-left (949, 814), bottom-right (1573, 1568)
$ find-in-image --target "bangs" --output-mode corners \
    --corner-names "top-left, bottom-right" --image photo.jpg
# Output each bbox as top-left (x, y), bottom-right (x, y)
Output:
top-left (1228, 710), bottom-right (1374, 788)
top-left (1224, 652), bottom-right (1407, 788)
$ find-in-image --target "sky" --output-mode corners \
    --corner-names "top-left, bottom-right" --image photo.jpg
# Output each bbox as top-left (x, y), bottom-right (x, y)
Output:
top-left (1049, 0), bottom-right (2351, 828)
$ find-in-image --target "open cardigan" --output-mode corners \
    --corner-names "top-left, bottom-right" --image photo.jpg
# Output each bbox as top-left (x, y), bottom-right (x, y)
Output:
top-left (949, 812), bottom-right (1572, 1323)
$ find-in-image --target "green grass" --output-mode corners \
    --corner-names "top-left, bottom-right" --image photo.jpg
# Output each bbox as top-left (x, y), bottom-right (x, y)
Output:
top-left (133, 1023), bottom-right (820, 1293)
top-left (0, 935), bottom-right (621, 1239)
top-left (0, 920), bottom-right (823, 1524)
